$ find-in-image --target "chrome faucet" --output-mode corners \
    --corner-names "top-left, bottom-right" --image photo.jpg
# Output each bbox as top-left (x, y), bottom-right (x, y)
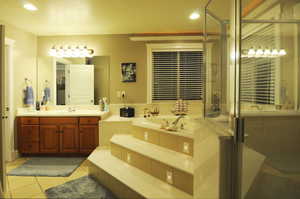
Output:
top-left (250, 105), bottom-right (263, 110)
top-left (68, 107), bottom-right (76, 112)
top-left (172, 114), bottom-right (185, 127)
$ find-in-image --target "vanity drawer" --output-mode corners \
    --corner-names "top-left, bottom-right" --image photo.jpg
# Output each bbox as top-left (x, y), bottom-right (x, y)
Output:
top-left (40, 117), bottom-right (78, 125)
top-left (79, 117), bottom-right (100, 125)
top-left (20, 117), bottom-right (39, 125)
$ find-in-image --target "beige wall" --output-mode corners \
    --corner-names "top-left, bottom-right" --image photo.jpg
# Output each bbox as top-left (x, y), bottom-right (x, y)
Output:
top-left (0, 21), bottom-right (37, 158)
top-left (92, 56), bottom-right (110, 103)
top-left (37, 35), bottom-right (147, 104)
top-left (1, 21), bottom-right (38, 110)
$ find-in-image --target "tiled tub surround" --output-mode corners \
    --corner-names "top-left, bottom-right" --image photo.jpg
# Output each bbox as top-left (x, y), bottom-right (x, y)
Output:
top-left (90, 114), bottom-right (234, 198)
top-left (132, 117), bottom-right (194, 156)
top-left (111, 135), bottom-right (194, 195)
top-left (91, 115), bottom-right (246, 199)
top-left (100, 115), bottom-right (196, 147)
top-left (88, 115), bottom-right (199, 198)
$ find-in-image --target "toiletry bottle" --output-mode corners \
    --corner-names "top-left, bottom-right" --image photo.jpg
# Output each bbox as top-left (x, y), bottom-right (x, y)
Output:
top-left (103, 97), bottom-right (109, 112)
top-left (36, 101), bottom-right (40, 111)
top-left (40, 101), bottom-right (44, 111)
top-left (99, 99), bottom-right (104, 111)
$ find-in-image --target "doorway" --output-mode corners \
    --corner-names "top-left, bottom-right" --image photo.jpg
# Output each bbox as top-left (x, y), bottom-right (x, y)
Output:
top-left (4, 38), bottom-right (15, 162)
top-left (0, 24), bottom-right (7, 194)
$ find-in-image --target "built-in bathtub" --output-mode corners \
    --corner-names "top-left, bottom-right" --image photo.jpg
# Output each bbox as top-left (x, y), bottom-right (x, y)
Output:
top-left (132, 115), bottom-right (198, 139)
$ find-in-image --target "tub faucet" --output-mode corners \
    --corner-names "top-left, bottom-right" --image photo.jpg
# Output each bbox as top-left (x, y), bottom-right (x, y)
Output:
top-left (144, 108), bottom-right (150, 118)
top-left (250, 105), bottom-right (263, 110)
top-left (172, 114), bottom-right (185, 127)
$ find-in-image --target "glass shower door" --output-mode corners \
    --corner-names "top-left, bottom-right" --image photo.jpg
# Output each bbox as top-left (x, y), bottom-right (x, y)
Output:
top-left (237, 0), bottom-right (300, 198)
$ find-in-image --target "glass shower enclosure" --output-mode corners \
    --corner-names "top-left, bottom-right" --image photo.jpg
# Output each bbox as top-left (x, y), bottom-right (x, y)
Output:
top-left (204, 0), bottom-right (300, 198)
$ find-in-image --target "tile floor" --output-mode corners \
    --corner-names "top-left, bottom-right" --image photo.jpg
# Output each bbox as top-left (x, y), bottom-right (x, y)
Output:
top-left (4, 157), bottom-right (90, 199)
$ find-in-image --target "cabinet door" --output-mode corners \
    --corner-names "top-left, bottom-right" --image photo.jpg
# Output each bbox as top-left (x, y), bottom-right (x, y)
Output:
top-left (19, 125), bottom-right (40, 153)
top-left (79, 125), bottom-right (99, 154)
top-left (40, 125), bottom-right (60, 153)
top-left (20, 125), bottom-right (39, 142)
top-left (60, 124), bottom-right (79, 153)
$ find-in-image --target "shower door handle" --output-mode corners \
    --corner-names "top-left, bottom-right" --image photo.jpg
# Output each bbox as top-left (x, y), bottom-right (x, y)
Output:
top-left (234, 117), bottom-right (245, 143)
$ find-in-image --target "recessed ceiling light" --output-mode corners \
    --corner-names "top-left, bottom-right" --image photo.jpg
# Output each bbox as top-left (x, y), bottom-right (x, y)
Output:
top-left (190, 12), bottom-right (200, 20)
top-left (23, 2), bottom-right (38, 11)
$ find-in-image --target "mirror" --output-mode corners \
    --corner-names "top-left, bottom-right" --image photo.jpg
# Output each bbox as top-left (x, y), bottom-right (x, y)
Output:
top-left (37, 56), bottom-right (110, 105)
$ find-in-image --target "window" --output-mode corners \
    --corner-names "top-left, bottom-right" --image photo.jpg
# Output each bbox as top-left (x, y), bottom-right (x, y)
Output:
top-left (148, 44), bottom-right (204, 102)
top-left (241, 24), bottom-right (276, 105)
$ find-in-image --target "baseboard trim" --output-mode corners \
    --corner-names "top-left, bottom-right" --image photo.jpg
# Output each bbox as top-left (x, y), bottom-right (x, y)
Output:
top-left (11, 150), bottom-right (19, 161)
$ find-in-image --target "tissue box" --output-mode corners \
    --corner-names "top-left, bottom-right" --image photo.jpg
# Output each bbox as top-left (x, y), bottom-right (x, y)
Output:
top-left (120, 107), bottom-right (135, 118)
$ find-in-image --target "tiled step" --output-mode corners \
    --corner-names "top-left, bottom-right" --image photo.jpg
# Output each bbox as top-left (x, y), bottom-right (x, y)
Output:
top-left (194, 129), bottom-right (220, 197)
top-left (111, 134), bottom-right (193, 175)
top-left (131, 124), bottom-right (194, 156)
top-left (88, 149), bottom-right (193, 199)
top-left (195, 167), bottom-right (219, 199)
top-left (110, 135), bottom-right (193, 194)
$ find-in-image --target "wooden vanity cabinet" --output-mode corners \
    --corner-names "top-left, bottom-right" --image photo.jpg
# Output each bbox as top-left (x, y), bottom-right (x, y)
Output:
top-left (79, 117), bottom-right (100, 154)
top-left (18, 116), bottom-right (100, 155)
top-left (39, 117), bottom-right (79, 154)
top-left (39, 124), bottom-right (60, 153)
top-left (60, 124), bottom-right (79, 153)
top-left (18, 117), bottom-right (40, 154)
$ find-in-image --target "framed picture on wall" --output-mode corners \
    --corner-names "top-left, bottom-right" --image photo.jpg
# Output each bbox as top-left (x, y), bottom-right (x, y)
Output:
top-left (121, 63), bottom-right (136, 82)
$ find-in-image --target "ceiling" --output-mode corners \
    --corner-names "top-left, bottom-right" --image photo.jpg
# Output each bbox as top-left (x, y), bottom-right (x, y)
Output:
top-left (0, 0), bottom-right (233, 36)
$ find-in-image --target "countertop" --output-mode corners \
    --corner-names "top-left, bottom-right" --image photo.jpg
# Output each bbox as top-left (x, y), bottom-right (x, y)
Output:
top-left (16, 109), bottom-right (110, 118)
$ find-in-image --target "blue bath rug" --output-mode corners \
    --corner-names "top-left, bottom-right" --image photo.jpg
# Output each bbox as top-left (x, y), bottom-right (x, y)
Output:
top-left (45, 176), bottom-right (118, 199)
top-left (8, 157), bottom-right (85, 177)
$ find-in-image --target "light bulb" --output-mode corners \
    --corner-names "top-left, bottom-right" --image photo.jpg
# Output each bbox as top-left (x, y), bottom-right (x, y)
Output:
top-left (279, 49), bottom-right (287, 56)
top-left (23, 3), bottom-right (38, 11)
top-left (49, 47), bottom-right (57, 57)
top-left (82, 46), bottom-right (89, 57)
top-left (65, 47), bottom-right (72, 57)
top-left (256, 48), bottom-right (264, 57)
top-left (248, 48), bottom-right (256, 57)
top-left (271, 49), bottom-right (279, 57)
top-left (57, 47), bottom-right (64, 57)
top-left (264, 49), bottom-right (271, 57)
top-left (74, 47), bottom-right (80, 57)
top-left (190, 12), bottom-right (200, 20)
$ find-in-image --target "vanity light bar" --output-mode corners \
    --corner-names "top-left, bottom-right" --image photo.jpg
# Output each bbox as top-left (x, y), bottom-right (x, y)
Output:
top-left (242, 48), bottom-right (287, 58)
top-left (49, 46), bottom-right (94, 58)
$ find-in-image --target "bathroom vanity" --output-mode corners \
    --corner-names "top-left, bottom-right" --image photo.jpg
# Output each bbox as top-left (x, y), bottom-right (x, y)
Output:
top-left (16, 109), bottom-right (108, 155)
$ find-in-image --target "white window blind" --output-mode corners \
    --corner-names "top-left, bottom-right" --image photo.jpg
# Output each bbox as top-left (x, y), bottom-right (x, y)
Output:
top-left (241, 24), bottom-right (276, 105)
top-left (152, 51), bottom-right (204, 101)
